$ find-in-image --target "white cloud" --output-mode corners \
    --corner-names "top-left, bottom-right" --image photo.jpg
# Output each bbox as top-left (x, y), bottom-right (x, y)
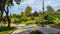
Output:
top-left (9, 0), bottom-right (60, 14)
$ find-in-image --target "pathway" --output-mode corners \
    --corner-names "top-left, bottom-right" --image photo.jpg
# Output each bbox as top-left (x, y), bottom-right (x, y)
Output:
top-left (11, 25), bottom-right (60, 34)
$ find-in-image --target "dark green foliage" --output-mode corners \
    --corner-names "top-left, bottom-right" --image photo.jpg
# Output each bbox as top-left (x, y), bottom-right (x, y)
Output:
top-left (57, 9), bottom-right (60, 12)
top-left (30, 30), bottom-right (43, 34)
top-left (56, 9), bottom-right (60, 19)
top-left (15, 0), bottom-right (22, 4)
top-left (35, 30), bottom-right (43, 34)
top-left (12, 14), bottom-right (18, 18)
top-left (49, 33), bottom-right (53, 34)
top-left (0, 26), bottom-right (15, 32)
top-left (47, 5), bottom-right (54, 13)
top-left (44, 15), bottom-right (55, 24)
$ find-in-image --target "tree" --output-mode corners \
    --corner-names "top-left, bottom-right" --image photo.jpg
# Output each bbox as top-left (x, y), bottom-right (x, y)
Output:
top-left (20, 11), bottom-right (25, 21)
top-left (0, 0), bottom-right (5, 23)
top-left (20, 11), bottom-right (25, 17)
top-left (25, 6), bottom-right (32, 16)
top-left (46, 5), bottom-right (55, 15)
top-left (0, 0), bottom-right (23, 27)
top-left (56, 9), bottom-right (60, 19)
top-left (45, 6), bottom-right (55, 24)
top-left (12, 14), bottom-right (18, 18)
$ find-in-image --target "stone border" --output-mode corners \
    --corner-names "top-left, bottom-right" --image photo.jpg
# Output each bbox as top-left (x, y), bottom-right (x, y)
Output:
top-left (8, 27), bottom-right (17, 34)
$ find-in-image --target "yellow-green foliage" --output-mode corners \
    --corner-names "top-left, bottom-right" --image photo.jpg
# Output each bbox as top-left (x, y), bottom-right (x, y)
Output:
top-left (6, 0), bottom-right (9, 5)
top-left (11, 18), bottom-right (20, 23)
top-left (53, 18), bottom-right (60, 24)
top-left (21, 21), bottom-right (36, 24)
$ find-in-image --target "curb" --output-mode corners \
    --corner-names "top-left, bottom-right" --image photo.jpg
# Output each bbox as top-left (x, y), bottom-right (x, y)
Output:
top-left (8, 27), bottom-right (17, 34)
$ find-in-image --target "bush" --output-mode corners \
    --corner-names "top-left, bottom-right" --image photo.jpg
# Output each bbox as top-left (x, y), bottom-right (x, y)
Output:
top-left (21, 16), bottom-right (31, 21)
top-left (25, 21), bottom-right (36, 25)
top-left (44, 15), bottom-right (55, 24)
top-left (44, 21), bottom-right (55, 24)
top-left (11, 18), bottom-right (20, 23)
top-left (30, 30), bottom-right (43, 34)
top-left (53, 18), bottom-right (60, 24)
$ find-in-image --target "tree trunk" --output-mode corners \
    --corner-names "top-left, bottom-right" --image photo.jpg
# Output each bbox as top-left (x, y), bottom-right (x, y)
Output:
top-left (4, 7), bottom-right (11, 28)
top-left (0, 0), bottom-right (5, 26)
top-left (7, 13), bottom-right (11, 27)
top-left (7, 7), bottom-right (11, 28)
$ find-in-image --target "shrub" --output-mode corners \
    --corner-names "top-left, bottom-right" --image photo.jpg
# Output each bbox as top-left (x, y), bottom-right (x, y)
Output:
top-left (25, 21), bottom-right (36, 25)
top-left (20, 17), bottom-right (32, 21)
top-left (53, 18), bottom-right (60, 24)
top-left (44, 15), bottom-right (55, 24)
top-left (30, 30), bottom-right (43, 34)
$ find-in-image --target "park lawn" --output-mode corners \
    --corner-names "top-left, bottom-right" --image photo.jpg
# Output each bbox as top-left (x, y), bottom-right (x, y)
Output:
top-left (0, 26), bottom-right (15, 34)
top-left (0, 30), bottom-right (10, 34)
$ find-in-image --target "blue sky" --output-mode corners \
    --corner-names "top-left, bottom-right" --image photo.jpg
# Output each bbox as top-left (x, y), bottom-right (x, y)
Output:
top-left (5, 0), bottom-right (60, 15)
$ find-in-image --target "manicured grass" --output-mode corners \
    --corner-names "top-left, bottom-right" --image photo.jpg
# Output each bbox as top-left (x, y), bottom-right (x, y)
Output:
top-left (0, 26), bottom-right (15, 34)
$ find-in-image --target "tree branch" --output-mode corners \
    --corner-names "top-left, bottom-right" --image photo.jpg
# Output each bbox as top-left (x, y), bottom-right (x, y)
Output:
top-left (4, 8), bottom-right (7, 13)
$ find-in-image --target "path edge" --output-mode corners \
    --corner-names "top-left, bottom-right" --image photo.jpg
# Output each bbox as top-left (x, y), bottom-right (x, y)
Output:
top-left (8, 27), bottom-right (17, 34)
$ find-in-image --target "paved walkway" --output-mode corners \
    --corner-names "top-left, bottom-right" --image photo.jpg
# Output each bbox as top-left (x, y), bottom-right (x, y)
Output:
top-left (11, 25), bottom-right (60, 34)
top-left (0, 24), bottom-right (60, 34)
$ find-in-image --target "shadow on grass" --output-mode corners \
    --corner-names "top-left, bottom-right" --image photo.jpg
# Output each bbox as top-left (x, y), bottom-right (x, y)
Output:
top-left (0, 26), bottom-right (15, 32)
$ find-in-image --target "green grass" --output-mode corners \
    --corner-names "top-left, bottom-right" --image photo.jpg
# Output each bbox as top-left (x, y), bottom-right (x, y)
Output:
top-left (0, 26), bottom-right (15, 34)
top-left (0, 30), bottom-right (10, 34)
top-left (20, 20), bottom-right (36, 24)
